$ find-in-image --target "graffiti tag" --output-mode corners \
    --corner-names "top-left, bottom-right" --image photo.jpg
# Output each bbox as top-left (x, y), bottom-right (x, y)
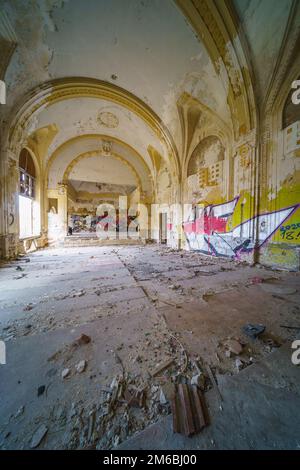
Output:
top-left (280, 222), bottom-right (300, 240)
top-left (183, 198), bottom-right (299, 258)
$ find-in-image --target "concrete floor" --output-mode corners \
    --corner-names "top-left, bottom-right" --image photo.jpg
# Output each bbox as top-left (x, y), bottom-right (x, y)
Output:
top-left (0, 245), bottom-right (299, 449)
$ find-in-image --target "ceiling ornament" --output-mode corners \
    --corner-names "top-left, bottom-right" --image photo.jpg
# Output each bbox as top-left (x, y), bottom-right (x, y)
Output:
top-left (102, 140), bottom-right (113, 155)
top-left (97, 111), bottom-right (119, 128)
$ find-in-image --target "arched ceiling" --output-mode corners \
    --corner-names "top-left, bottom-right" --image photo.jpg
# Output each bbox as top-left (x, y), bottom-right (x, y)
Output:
top-left (233, 0), bottom-right (296, 104)
top-left (0, 0), bottom-right (237, 170)
top-left (47, 134), bottom-right (153, 197)
top-left (25, 97), bottom-right (165, 169)
top-left (68, 155), bottom-right (138, 187)
top-left (2, 0), bottom-right (231, 126)
top-left (4, 0), bottom-right (292, 193)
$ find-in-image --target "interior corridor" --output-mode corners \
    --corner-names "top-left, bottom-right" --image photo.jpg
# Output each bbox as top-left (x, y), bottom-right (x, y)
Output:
top-left (0, 0), bottom-right (300, 452)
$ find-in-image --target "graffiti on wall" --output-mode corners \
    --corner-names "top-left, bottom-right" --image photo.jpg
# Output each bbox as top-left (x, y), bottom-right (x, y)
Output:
top-left (279, 222), bottom-right (300, 241)
top-left (183, 197), bottom-right (299, 258)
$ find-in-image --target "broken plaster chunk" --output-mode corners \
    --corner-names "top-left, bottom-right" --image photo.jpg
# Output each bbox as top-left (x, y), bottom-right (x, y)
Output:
top-left (159, 388), bottom-right (167, 405)
top-left (225, 339), bottom-right (243, 355)
top-left (23, 303), bottom-right (34, 311)
top-left (151, 358), bottom-right (175, 377)
top-left (76, 360), bottom-right (87, 374)
top-left (73, 290), bottom-right (86, 298)
top-left (72, 333), bottom-right (91, 347)
top-left (14, 405), bottom-right (25, 418)
top-left (242, 324), bottom-right (265, 339)
top-left (37, 385), bottom-right (46, 397)
top-left (30, 424), bottom-right (48, 449)
top-left (62, 368), bottom-right (71, 379)
top-left (235, 358), bottom-right (243, 371)
top-left (191, 373), bottom-right (205, 390)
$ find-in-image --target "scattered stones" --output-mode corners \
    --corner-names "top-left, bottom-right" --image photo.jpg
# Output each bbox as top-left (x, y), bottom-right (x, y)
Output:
top-left (235, 358), bottom-right (243, 371)
top-left (76, 360), bottom-right (87, 373)
top-left (225, 339), bottom-right (243, 355)
top-left (159, 388), bottom-right (167, 405)
top-left (62, 368), bottom-right (71, 379)
top-left (191, 373), bottom-right (205, 389)
top-left (1, 246), bottom-right (296, 449)
top-left (242, 324), bottom-right (265, 339)
top-left (168, 284), bottom-right (181, 290)
top-left (37, 385), bottom-right (46, 396)
top-left (133, 355), bottom-right (142, 364)
top-left (151, 358), bottom-right (175, 377)
top-left (14, 405), bottom-right (25, 418)
top-left (202, 290), bottom-right (215, 302)
top-left (72, 334), bottom-right (91, 347)
top-left (72, 290), bottom-right (86, 297)
top-left (23, 303), bottom-right (34, 311)
top-left (30, 424), bottom-right (48, 448)
top-left (14, 273), bottom-right (27, 280)
top-left (249, 276), bottom-right (264, 284)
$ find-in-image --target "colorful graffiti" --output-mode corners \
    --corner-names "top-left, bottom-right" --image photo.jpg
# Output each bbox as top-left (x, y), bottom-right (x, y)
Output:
top-left (183, 198), bottom-right (299, 258)
top-left (68, 213), bottom-right (137, 234)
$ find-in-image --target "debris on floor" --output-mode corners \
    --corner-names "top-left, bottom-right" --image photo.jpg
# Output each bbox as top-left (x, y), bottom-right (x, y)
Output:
top-left (30, 424), bottom-right (48, 449)
top-left (172, 384), bottom-right (208, 436)
top-left (0, 245), bottom-right (299, 450)
top-left (242, 324), bottom-right (266, 339)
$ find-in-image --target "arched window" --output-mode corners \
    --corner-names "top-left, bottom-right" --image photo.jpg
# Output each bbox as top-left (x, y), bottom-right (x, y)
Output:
top-left (19, 148), bottom-right (36, 198)
top-left (19, 149), bottom-right (39, 238)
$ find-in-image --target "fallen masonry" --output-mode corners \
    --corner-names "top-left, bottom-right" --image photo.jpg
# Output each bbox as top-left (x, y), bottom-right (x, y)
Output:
top-left (0, 245), bottom-right (299, 450)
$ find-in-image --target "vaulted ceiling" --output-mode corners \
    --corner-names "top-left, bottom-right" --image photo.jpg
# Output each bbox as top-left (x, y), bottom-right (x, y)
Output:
top-left (0, 0), bottom-right (298, 194)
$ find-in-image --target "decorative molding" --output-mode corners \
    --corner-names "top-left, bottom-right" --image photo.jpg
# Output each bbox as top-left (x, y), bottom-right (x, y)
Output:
top-left (175, 0), bottom-right (256, 139)
top-left (147, 145), bottom-right (163, 173)
top-left (97, 111), bottom-right (119, 128)
top-left (178, 92), bottom-right (232, 178)
top-left (6, 78), bottom-right (180, 177)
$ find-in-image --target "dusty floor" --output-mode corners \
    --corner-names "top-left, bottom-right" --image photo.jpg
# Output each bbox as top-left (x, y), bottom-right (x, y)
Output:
top-left (0, 244), bottom-right (299, 449)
